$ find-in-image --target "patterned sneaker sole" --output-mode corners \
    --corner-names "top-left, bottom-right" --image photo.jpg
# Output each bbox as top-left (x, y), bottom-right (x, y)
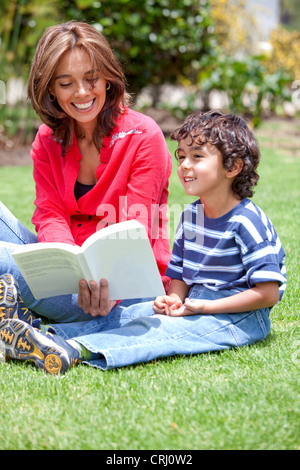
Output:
top-left (0, 274), bottom-right (19, 323)
top-left (0, 274), bottom-right (39, 327)
top-left (0, 319), bottom-right (70, 375)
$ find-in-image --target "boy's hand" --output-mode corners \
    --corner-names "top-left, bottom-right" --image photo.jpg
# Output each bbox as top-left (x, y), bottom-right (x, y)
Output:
top-left (153, 295), bottom-right (182, 315)
top-left (167, 299), bottom-right (210, 317)
top-left (153, 296), bottom-right (208, 317)
top-left (155, 281), bottom-right (280, 317)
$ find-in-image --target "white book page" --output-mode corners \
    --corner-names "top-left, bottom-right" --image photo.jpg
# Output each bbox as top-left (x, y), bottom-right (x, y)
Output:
top-left (83, 225), bottom-right (164, 300)
top-left (12, 220), bottom-right (164, 300)
top-left (81, 219), bottom-right (145, 251)
top-left (13, 247), bottom-right (85, 299)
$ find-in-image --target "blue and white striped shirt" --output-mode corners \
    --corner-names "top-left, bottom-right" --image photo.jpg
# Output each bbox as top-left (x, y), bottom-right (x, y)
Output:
top-left (166, 198), bottom-right (286, 301)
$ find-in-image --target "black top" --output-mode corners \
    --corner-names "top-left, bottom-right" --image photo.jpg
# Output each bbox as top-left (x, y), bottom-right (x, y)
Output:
top-left (74, 180), bottom-right (95, 201)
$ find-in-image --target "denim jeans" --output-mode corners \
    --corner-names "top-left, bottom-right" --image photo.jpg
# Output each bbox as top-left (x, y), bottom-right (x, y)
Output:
top-left (53, 284), bottom-right (271, 370)
top-left (0, 201), bottom-right (146, 323)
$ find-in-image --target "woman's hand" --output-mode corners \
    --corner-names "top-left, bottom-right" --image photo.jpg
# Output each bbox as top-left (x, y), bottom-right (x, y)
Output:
top-left (78, 278), bottom-right (117, 317)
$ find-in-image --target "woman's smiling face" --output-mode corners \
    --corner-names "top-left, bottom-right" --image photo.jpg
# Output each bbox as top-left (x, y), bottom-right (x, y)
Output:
top-left (50, 48), bottom-right (107, 127)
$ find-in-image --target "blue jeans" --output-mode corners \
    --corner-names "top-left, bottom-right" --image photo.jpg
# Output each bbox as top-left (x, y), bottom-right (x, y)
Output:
top-left (0, 201), bottom-right (146, 323)
top-left (53, 284), bottom-right (271, 370)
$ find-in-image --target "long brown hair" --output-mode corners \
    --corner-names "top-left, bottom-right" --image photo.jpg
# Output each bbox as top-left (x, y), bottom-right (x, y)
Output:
top-left (27, 21), bottom-right (130, 155)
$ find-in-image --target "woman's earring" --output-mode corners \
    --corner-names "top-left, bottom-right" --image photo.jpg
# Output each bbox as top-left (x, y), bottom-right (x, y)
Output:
top-left (106, 82), bottom-right (111, 91)
top-left (49, 92), bottom-right (56, 102)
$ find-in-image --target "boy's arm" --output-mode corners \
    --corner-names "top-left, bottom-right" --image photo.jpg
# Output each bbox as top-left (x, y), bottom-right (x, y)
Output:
top-left (169, 281), bottom-right (279, 316)
top-left (153, 279), bottom-right (190, 314)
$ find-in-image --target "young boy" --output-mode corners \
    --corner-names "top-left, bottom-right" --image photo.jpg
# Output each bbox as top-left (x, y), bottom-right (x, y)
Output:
top-left (153, 110), bottom-right (286, 317)
top-left (0, 111), bottom-right (286, 374)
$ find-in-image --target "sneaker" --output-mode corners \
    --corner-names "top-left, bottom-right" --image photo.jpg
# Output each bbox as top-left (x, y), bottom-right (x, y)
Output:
top-left (0, 318), bottom-right (82, 374)
top-left (0, 273), bottom-right (41, 328)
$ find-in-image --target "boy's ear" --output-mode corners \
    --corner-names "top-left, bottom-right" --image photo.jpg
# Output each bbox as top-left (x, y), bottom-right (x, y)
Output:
top-left (226, 158), bottom-right (243, 179)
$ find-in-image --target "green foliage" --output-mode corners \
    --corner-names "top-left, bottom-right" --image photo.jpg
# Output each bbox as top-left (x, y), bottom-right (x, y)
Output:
top-left (0, 0), bottom-right (296, 137)
top-left (0, 0), bottom-right (62, 80)
top-left (0, 102), bottom-right (39, 144)
top-left (64, 0), bottom-right (215, 96)
top-left (199, 54), bottom-right (292, 126)
top-left (0, 0), bottom-right (215, 97)
top-left (163, 53), bottom-right (293, 127)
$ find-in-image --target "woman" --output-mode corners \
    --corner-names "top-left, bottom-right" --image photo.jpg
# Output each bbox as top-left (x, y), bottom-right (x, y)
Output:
top-left (0, 21), bottom-right (172, 322)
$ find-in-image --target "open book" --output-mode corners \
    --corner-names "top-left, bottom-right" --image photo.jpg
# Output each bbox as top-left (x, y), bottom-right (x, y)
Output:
top-left (12, 220), bottom-right (165, 300)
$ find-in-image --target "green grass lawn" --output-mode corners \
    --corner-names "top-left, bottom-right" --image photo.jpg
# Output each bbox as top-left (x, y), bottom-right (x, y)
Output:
top-left (0, 127), bottom-right (299, 450)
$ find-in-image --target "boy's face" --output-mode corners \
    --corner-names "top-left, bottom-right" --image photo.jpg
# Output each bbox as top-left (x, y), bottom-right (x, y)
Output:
top-left (176, 138), bottom-right (229, 199)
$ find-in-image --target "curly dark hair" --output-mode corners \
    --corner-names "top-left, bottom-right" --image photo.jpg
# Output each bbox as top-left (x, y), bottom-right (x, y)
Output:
top-left (170, 110), bottom-right (260, 199)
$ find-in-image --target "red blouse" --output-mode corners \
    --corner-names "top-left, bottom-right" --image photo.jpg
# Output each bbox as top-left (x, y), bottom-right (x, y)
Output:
top-left (31, 108), bottom-right (172, 287)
